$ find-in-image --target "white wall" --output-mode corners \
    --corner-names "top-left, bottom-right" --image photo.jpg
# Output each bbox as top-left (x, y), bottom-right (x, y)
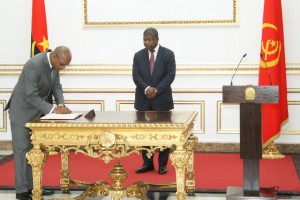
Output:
top-left (0, 0), bottom-right (300, 145)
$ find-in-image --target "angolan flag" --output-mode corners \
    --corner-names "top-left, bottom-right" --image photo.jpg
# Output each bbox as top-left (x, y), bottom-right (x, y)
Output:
top-left (31, 0), bottom-right (48, 57)
top-left (259, 0), bottom-right (288, 147)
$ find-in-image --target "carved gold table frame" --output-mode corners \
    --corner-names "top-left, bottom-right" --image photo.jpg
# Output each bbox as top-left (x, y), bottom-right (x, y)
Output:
top-left (25, 111), bottom-right (198, 200)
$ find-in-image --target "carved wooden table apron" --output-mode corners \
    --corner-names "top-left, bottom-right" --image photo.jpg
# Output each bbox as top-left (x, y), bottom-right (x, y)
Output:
top-left (25, 111), bottom-right (198, 200)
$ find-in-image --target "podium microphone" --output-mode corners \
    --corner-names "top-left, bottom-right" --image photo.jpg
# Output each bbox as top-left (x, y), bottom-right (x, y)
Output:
top-left (230, 53), bottom-right (247, 86)
top-left (260, 54), bottom-right (272, 86)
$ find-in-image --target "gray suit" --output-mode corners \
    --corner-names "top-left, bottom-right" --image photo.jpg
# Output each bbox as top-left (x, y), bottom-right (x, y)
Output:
top-left (4, 51), bottom-right (64, 193)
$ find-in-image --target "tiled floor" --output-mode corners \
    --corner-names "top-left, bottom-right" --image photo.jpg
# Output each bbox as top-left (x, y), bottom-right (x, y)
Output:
top-left (0, 190), bottom-right (224, 200)
top-left (0, 190), bottom-right (300, 200)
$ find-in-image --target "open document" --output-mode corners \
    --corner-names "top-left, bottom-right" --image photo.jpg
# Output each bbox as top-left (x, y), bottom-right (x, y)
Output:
top-left (40, 113), bottom-right (82, 120)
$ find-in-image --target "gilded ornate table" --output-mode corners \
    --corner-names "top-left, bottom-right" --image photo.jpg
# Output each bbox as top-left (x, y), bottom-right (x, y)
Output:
top-left (25, 111), bottom-right (198, 200)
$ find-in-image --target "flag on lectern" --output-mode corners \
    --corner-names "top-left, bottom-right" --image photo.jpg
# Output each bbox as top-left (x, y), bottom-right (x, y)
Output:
top-left (259, 0), bottom-right (288, 147)
top-left (31, 0), bottom-right (48, 57)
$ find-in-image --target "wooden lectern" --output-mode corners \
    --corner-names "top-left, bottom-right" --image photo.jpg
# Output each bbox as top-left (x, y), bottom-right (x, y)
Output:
top-left (223, 85), bottom-right (278, 200)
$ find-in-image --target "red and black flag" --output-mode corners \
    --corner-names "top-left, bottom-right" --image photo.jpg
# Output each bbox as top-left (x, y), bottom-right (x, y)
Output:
top-left (259, 0), bottom-right (288, 147)
top-left (31, 0), bottom-right (48, 57)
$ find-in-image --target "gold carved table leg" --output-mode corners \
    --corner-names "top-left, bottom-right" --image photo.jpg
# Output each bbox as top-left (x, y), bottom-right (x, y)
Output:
top-left (170, 145), bottom-right (191, 200)
top-left (60, 150), bottom-right (70, 193)
top-left (26, 144), bottom-right (48, 200)
top-left (185, 135), bottom-right (198, 195)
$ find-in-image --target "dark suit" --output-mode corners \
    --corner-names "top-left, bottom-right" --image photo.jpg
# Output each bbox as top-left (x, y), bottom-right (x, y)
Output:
top-left (132, 45), bottom-right (176, 168)
top-left (4, 51), bottom-right (64, 193)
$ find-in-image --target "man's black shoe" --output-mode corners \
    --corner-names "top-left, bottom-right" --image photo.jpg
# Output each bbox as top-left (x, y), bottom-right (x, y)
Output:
top-left (158, 166), bottom-right (167, 175)
top-left (135, 165), bottom-right (154, 173)
top-left (28, 189), bottom-right (54, 196)
top-left (16, 192), bottom-right (32, 200)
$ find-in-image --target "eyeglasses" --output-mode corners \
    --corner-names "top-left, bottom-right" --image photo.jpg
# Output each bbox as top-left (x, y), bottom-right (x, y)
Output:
top-left (54, 52), bottom-right (68, 68)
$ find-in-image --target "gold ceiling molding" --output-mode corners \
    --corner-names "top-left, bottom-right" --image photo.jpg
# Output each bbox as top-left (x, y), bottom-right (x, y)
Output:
top-left (2, 88), bottom-right (300, 94)
top-left (83, 0), bottom-right (237, 26)
top-left (1, 67), bottom-right (300, 75)
top-left (0, 88), bottom-right (222, 94)
top-left (60, 66), bottom-right (261, 75)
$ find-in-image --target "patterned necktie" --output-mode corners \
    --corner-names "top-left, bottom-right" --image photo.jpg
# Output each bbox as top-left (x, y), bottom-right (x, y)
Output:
top-left (150, 50), bottom-right (155, 74)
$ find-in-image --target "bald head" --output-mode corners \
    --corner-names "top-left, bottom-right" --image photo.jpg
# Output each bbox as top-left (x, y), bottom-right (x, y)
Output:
top-left (51, 46), bottom-right (72, 70)
top-left (54, 46), bottom-right (72, 62)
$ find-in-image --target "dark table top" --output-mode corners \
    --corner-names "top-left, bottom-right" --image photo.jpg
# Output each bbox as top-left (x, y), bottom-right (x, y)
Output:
top-left (30, 111), bottom-right (197, 125)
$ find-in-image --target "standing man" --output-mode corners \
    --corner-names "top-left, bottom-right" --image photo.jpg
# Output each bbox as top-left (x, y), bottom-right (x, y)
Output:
top-left (4, 46), bottom-right (72, 200)
top-left (132, 27), bottom-right (176, 175)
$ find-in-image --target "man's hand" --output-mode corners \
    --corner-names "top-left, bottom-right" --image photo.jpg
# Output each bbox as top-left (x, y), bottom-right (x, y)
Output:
top-left (52, 106), bottom-right (72, 114)
top-left (146, 87), bottom-right (157, 99)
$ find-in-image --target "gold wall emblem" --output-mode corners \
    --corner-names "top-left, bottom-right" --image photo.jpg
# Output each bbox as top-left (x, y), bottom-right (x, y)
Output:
top-left (245, 87), bottom-right (255, 101)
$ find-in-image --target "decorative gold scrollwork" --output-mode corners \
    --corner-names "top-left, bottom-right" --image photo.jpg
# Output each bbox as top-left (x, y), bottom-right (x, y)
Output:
top-left (87, 130), bottom-right (116, 146)
top-left (46, 133), bottom-right (135, 164)
top-left (184, 135), bottom-right (198, 151)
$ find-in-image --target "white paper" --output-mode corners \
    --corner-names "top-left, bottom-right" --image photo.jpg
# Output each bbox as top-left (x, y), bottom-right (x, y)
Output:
top-left (40, 113), bottom-right (82, 120)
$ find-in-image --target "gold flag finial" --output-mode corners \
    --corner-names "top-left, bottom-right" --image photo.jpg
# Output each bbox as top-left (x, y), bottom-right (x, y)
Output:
top-left (263, 141), bottom-right (285, 159)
